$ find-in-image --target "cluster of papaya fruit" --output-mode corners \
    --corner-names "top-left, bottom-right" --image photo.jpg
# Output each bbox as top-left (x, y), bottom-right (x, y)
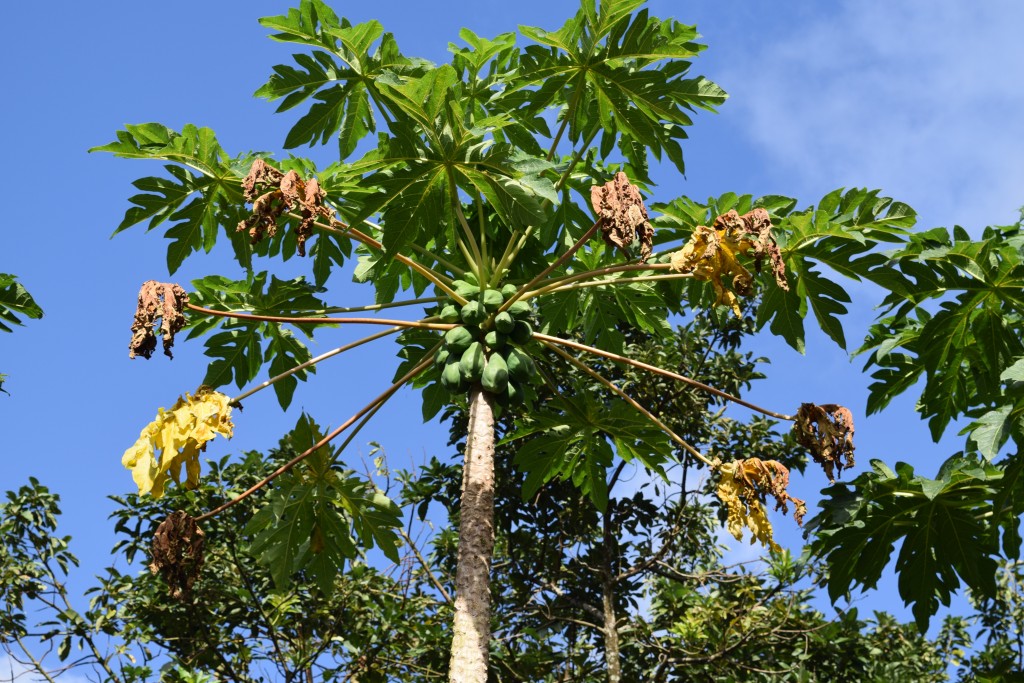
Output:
top-left (434, 279), bottom-right (540, 404)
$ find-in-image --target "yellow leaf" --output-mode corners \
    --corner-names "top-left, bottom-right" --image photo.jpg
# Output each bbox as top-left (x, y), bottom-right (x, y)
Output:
top-left (121, 386), bottom-right (234, 498)
top-left (669, 208), bottom-right (786, 317)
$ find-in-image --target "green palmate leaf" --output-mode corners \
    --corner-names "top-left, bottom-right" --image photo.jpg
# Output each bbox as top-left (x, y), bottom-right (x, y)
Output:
top-left (504, 385), bottom-right (672, 511)
top-left (340, 90), bottom-right (555, 263)
top-left (246, 415), bottom-right (402, 592)
top-left (860, 220), bottom-right (1024, 439)
top-left (0, 274), bottom-right (43, 334)
top-left (258, 3), bottom-right (428, 158)
top-left (514, 5), bottom-right (724, 174)
top-left (265, 328), bottom-right (315, 410)
top-left (90, 123), bottom-right (256, 272)
top-left (809, 456), bottom-right (1002, 630)
top-left (751, 188), bottom-right (919, 352)
top-left (186, 273), bottom-right (332, 406)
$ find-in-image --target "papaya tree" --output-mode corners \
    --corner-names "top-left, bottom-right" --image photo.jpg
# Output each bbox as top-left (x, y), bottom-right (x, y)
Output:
top-left (93, 0), bottom-right (928, 678)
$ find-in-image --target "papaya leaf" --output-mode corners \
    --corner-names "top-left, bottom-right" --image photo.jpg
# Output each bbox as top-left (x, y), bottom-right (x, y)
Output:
top-left (0, 274), bottom-right (43, 334)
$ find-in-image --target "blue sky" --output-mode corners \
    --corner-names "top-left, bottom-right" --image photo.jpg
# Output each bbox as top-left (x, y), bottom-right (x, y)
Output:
top-left (3, 0), bottom-right (1024, 663)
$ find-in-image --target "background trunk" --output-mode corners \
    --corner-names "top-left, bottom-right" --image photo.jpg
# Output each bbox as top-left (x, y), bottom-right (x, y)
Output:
top-left (448, 387), bottom-right (496, 682)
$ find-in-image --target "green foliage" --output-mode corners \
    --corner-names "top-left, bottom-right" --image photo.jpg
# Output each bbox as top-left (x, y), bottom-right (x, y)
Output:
top-left (245, 414), bottom-right (402, 593)
top-left (186, 273), bottom-right (333, 407)
top-left (0, 273), bottom-right (42, 394)
top-left (0, 273), bottom-right (43, 334)
top-left (809, 457), bottom-right (1007, 630)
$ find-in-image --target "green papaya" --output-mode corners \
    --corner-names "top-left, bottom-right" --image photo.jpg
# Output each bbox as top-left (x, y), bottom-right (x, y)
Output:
top-left (460, 300), bottom-right (486, 326)
top-left (484, 330), bottom-right (507, 350)
top-left (510, 320), bottom-right (533, 345)
top-left (452, 279), bottom-right (480, 299)
top-left (441, 358), bottom-right (465, 392)
top-left (493, 311), bottom-right (515, 334)
top-left (507, 300), bottom-right (531, 318)
top-left (481, 352), bottom-right (509, 394)
top-left (506, 347), bottom-right (536, 382)
top-left (434, 347), bottom-right (451, 367)
top-left (439, 304), bottom-right (461, 323)
top-left (481, 288), bottom-right (504, 311)
top-left (500, 283), bottom-right (518, 300)
top-left (459, 341), bottom-right (485, 382)
top-left (505, 380), bottom-right (521, 406)
top-left (444, 325), bottom-right (474, 353)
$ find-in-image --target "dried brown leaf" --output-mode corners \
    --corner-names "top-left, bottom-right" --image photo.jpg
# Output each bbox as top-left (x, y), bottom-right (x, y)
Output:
top-left (241, 159), bottom-right (284, 202)
top-left (590, 172), bottom-right (654, 263)
top-left (793, 403), bottom-right (855, 482)
top-left (149, 511), bottom-right (205, 600)
top-left (129, 281), bottom-right (189, 360)
top-left (237, 162), bottom-right (331, 256)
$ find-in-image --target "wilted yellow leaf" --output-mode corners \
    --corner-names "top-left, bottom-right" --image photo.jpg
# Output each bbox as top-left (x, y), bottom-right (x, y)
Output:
top-left (121, 387), bottom-right (234, 497)
top-left (717, 461), bottom-right (780, 552)
top-left (716, 457), bottom-right (807, 553)
top-left (669, 208), bottom-right (787, 317)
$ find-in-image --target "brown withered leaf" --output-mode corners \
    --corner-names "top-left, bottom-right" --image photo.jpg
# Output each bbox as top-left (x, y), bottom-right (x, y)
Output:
top-left (129, 281), bottom-right (189, 360)
top-left (669, 208), bottom-right (788, 316)
top-left (793, 403), bottom-right (855, 482)
top-left (150, 511), bottom-right (205, 600)
top-left (237, 162), bottom-right (332, 256)
top-left (590, 172), bottom-right (654, 263)
top-left (241, 159), bottom-right (284, 202)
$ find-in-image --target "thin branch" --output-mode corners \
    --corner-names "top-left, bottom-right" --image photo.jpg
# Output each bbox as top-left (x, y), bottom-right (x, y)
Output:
top-left (196, 351), bottom-right (437, 522)
top-left (399, 528), bottom-right (452, 604)
top-left (320, 296), bottom-right (445, 314)
top-left (187, 303), bottom-right (455, 332)
top-left (541, 272), bottom-right (696, 295)
top-left (231, 327), bottom-right (401, 405)
top-left (535, 332), bottom-right (794, 422)
top-left (527, 262), bottom-right (675, 299)
top-left (542, 340), bottom-right (711, 466)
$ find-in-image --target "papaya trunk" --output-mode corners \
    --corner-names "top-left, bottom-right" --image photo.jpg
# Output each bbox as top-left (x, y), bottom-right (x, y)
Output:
top-left (449, 387), bottom-right (496, 681)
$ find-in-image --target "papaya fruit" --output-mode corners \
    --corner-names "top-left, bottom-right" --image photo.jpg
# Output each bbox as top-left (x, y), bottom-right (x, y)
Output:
top-left (434, 347), bottom-right (450, 367)
top-left (441, 357), bottom-right (466, 392)
top-left (481, 288), bottom-right (504, 311)
top-left (460, 300), bottom-right (486, 326)
top-left (439, 304), bottom-right (461, 323)
top-left (493, 311), bottom-right (515, 334)
top-left (452, 279), bottom-right (480, 299)
top-left (500, 283), bottom-right (518, 300)
top-left (459, 341), bottom-right (485, 382)
top-left (510, 320), bottom-right (533, 345)
top-left (507, 300), bottom-right (531, 318)
top-left (481, 352), bottom-right (509, 394)
top-left (506, 347), bottom-right (536, 382)
top-left (444, 325), bottom-right (474, 353)
top-left (484, 330), bottom-right (507, 350)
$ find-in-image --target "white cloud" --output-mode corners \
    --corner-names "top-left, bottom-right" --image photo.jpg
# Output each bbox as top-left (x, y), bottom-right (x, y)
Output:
top-left (720, 0), bottom-right (1024, 230)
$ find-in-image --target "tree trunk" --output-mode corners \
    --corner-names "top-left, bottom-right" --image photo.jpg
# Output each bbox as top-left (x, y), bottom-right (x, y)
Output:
top-left (601, 500), bottom-right (622, 683)
top-left (449, 387), bottom-right (496, 682)
top-left (602, 580), bottom-right (622, 683)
